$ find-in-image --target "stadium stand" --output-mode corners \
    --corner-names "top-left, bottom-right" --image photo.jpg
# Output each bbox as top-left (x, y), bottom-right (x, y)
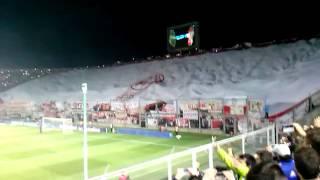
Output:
top-left (0, 68), bottom-right (68, 92)
top-left (2, 36), bottom-right (320, 179)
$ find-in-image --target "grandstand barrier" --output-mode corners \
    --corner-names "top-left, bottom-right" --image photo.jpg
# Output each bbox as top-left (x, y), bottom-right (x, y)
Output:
top-left (89, 124), bottom-right (275, 180)
top-left (269, 90), bottom-right (320, 123)
top-left (116, 127), bottom-right (172, 138)
top-left (268, 89), bottom-right (320, 143)
top-left (312, 91), bottom-right (320, 107)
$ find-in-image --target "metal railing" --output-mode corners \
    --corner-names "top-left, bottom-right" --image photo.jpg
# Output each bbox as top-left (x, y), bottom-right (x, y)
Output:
top-left (89, 124), bottom-right (275, 180)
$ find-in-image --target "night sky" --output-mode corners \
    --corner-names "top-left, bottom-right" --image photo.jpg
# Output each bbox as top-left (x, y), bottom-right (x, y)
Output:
top-left (0, 1), bottom-right (318, 68)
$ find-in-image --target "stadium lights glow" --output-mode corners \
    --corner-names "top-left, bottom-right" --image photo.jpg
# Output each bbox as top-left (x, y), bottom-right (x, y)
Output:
top-left (82, 83), bottom-right (87, 94)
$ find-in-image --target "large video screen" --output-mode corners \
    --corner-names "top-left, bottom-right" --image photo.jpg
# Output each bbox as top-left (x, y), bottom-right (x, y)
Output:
top-left (167, 22), bottom-right (199, 52)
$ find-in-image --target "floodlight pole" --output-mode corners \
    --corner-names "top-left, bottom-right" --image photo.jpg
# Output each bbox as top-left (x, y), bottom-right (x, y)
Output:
top-left (82, 83), bottom-right (88, 180)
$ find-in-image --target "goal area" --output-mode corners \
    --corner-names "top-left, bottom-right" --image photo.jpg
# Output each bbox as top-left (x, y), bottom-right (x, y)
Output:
top-left (41, 117), bottom-right (74, 133)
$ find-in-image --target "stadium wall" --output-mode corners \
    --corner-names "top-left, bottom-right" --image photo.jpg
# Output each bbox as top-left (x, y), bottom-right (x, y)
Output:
top-left (116, 128), bottom-right (172, 138)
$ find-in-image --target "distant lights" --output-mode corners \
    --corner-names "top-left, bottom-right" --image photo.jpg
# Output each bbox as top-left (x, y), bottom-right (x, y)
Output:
top-left (0, 68), bottom-right (55, 90)
top-left (22, 70), bottom-right (30, 76)
top-left (212, 48), bottom-right (221, 53)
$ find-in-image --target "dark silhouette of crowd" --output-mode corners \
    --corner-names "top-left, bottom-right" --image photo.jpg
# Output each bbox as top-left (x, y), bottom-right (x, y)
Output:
top-left (172, 116), bottom-right (320, 180)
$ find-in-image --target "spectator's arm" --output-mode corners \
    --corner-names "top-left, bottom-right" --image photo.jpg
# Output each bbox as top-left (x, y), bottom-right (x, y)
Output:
top-left (313, 116), bottom-right (320, 128)
top-left (216, 145), bottom-right (249, 177)
top-left (228, 147), bottom-right (234, 157)
top-left (217, 145), bottom-right (234, 168)
top-left (232, 160), bottom-right (249, 177)
top-left (293, 123), bottom-right (306, 137)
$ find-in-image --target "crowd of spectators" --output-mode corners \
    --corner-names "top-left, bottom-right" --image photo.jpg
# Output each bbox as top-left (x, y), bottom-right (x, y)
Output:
top-left (171, 116), bottom-right (320, 180)
top-left (0, 36), bottom-right (315, 95)
top-left (0, 68), bottom-right (68, 92)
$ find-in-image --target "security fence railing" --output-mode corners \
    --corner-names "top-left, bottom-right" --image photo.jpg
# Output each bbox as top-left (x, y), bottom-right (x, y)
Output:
top-left (89, 124), bottom-right (275, 180)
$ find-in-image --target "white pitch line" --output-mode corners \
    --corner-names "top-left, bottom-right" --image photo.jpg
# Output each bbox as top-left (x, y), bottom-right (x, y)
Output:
top-left (102, 136), bottom-right (191, 149)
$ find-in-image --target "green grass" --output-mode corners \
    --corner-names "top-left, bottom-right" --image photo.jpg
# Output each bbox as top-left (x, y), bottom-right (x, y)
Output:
top-left (0, 126), bottom-right (227, 180)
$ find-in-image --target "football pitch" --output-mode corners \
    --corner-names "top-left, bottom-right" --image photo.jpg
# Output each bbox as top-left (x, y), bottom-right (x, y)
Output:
top-left (0, 125), bottom-right (227, 180)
